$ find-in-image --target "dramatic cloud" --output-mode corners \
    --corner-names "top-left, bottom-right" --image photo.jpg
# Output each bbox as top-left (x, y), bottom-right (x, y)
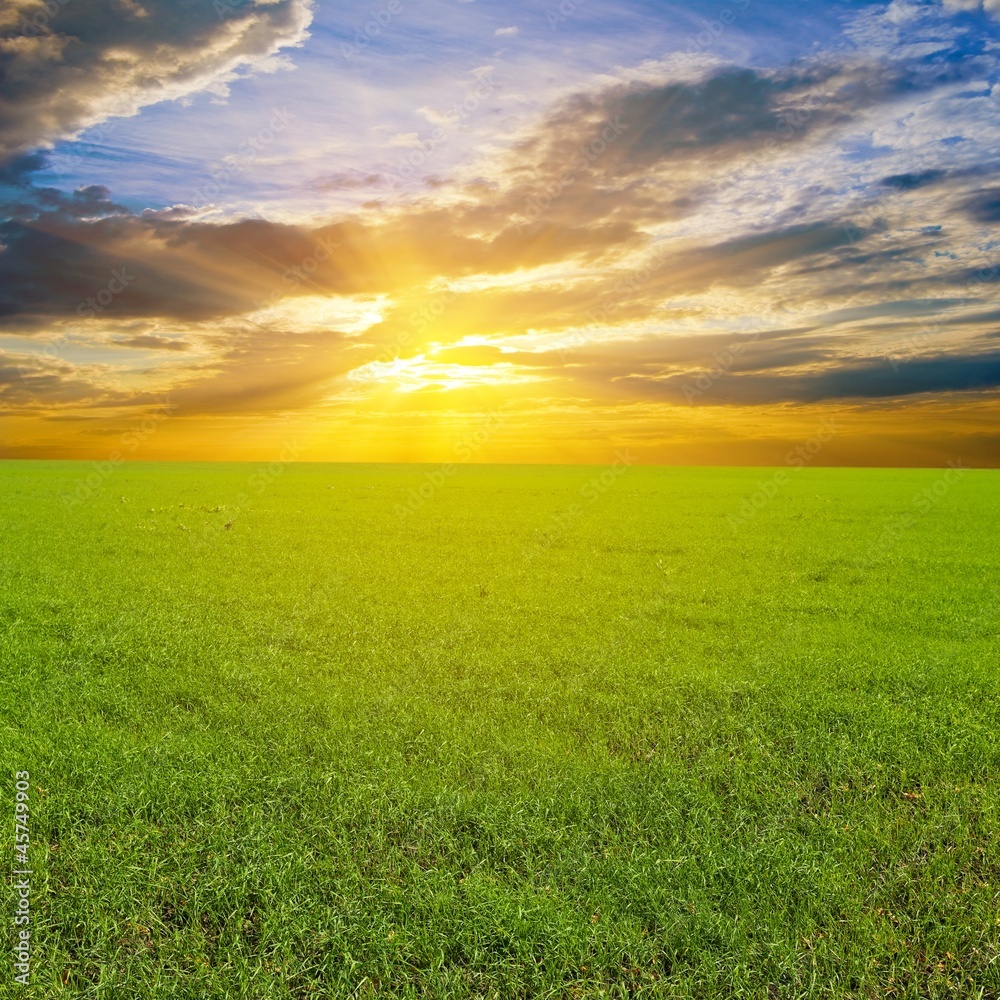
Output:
top-left (1, 0), bottom-right (999, 464)
top-left (0, 0), bottom-right (313, 161)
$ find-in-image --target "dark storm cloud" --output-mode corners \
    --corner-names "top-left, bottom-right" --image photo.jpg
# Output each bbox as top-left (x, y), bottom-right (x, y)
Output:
top-left (612, 349), bottom-right (1000, 406)
top-left (880, 170), bottom-right (946, 191)
top-left (0, 214), bottom-right (259, 323)
top-left (0, 208), bottom-right (401, 326)
top-left (707, 222), bottom-right (857, 270)
top-left (0, 0), bottom-right (314, 162)
top-left (568, 68), bottom-right (796, 167)
top-left (508, 52), bottom-right (992, 194)
top-left (962, 187), bottom-right (1000, 223)
top-left (0, 152), bottom-right (50, 187)
top-left (805, 299), bottom-right (969, 327)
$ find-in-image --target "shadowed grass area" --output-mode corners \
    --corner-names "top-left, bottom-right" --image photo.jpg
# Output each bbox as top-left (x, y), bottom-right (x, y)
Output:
top-left (2, 460), bottom-right (999, 998)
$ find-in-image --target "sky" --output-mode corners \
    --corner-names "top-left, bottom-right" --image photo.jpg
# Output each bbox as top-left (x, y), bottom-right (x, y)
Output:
top-left (1, 0), bottom-right (999, 467)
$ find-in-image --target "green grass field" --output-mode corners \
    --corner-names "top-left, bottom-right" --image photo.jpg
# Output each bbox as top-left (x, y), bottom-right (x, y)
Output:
top-left (2, 460), bottom-right (999, 998)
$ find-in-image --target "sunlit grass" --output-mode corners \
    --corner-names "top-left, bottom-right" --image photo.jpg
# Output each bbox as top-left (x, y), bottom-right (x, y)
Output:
top-left (2, 461), bottom-right (998, 998)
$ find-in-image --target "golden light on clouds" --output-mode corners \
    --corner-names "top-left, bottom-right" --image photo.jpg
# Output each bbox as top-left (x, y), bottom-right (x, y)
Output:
top-left (2, 0), bottom-right (999, 466)
top-left (245, 294), bottom-right (390, 335)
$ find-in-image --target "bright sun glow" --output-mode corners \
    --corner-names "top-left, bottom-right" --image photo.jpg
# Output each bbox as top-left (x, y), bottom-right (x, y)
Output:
top-left (245, 294), bottom-right (390, 335)
top-left (347, 354), bottom-right (550, 392)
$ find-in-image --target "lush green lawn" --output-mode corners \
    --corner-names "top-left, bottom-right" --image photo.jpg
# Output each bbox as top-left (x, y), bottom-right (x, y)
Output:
top-left (2, 460), bottom-right (998, 998)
